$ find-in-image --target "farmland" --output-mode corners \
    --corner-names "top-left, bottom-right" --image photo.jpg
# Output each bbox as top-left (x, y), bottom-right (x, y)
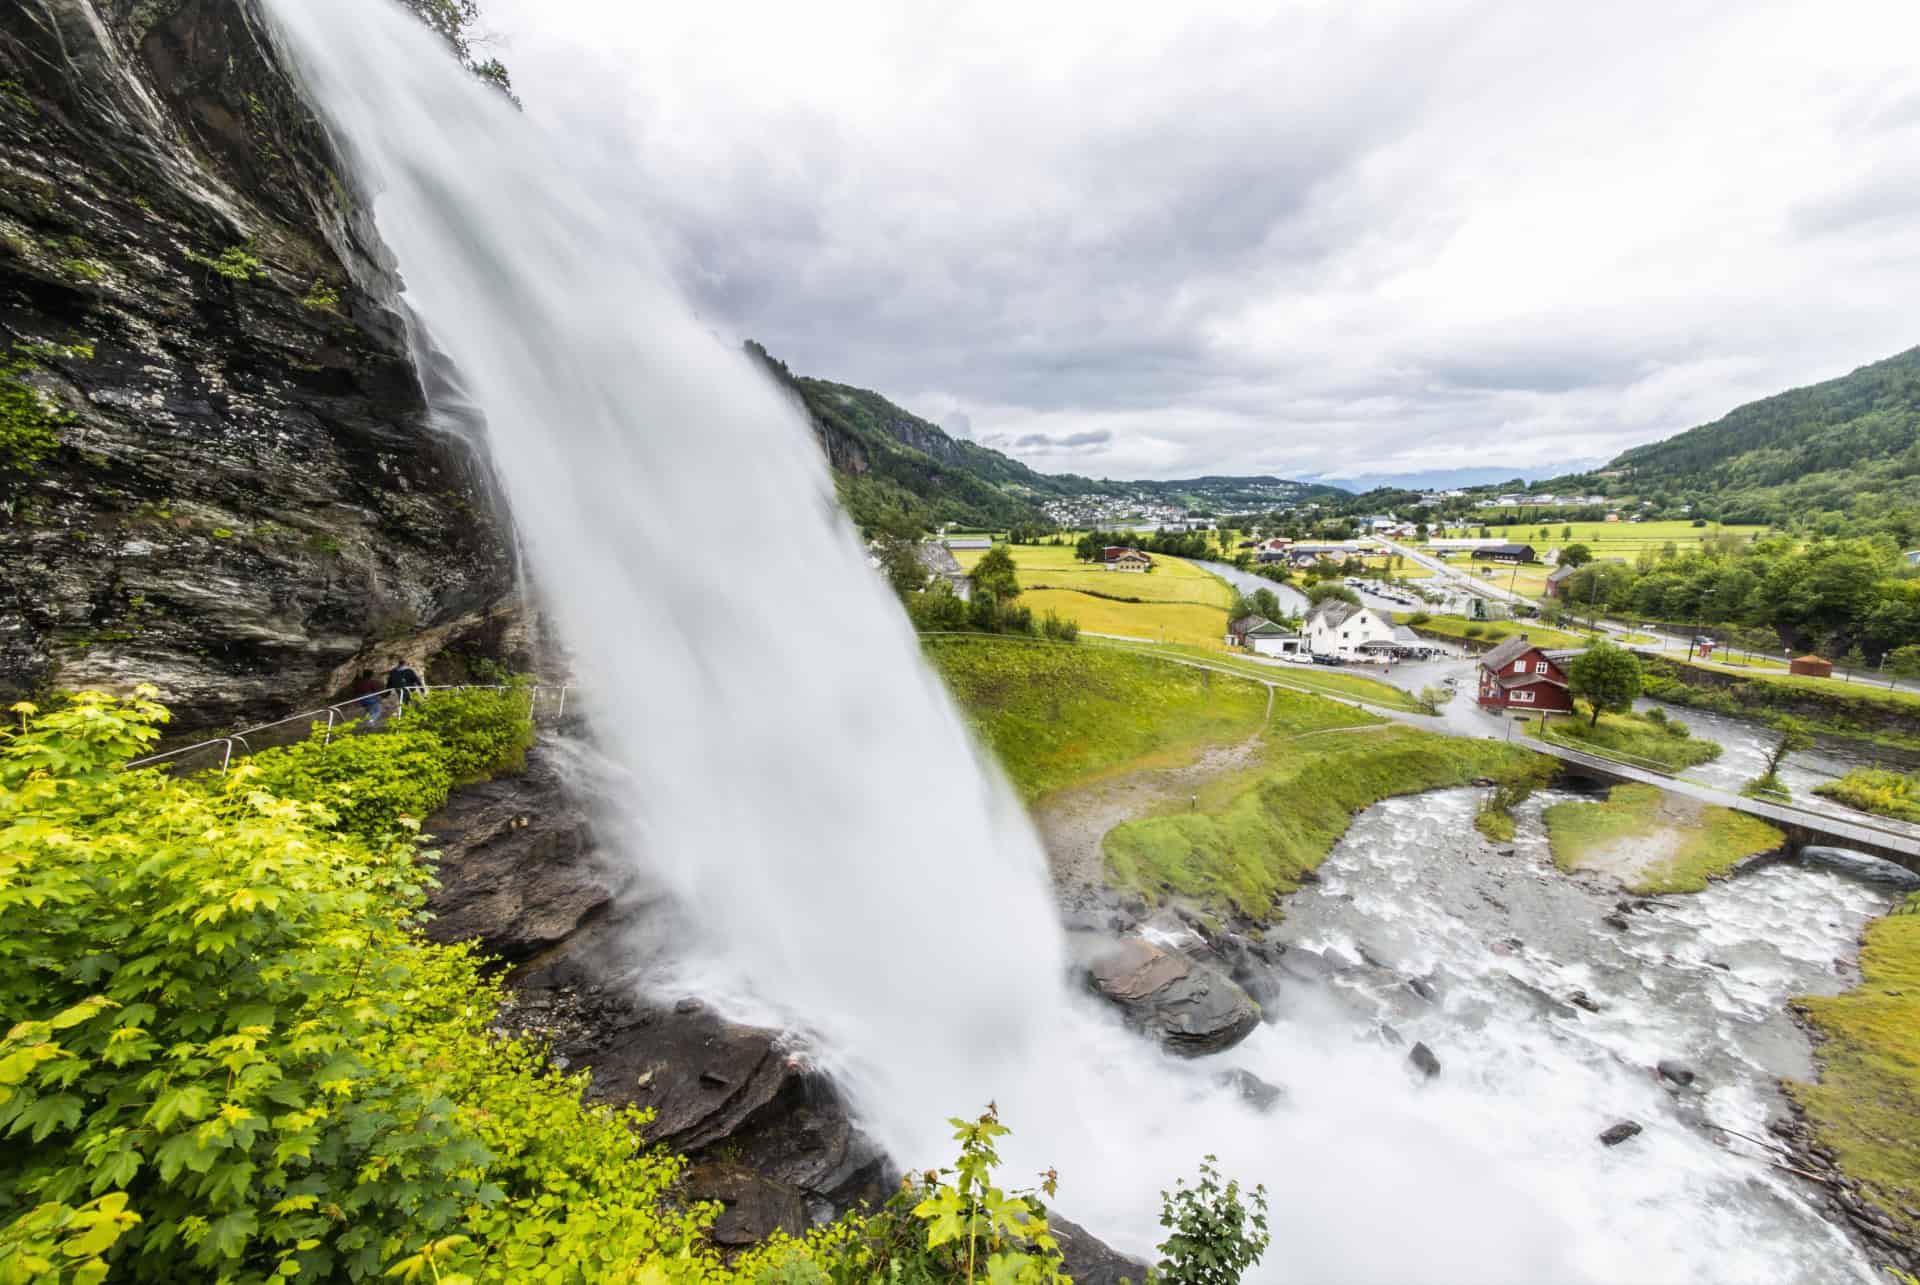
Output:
top-left (952, 540), bottom-right (1234, 648)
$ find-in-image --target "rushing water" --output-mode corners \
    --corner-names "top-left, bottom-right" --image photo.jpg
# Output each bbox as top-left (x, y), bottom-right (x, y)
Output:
top-left (270, 5), bottom-right (1893, 1279)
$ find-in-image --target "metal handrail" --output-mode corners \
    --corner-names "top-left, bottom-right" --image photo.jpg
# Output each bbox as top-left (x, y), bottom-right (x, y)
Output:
top-left (124, 682), bottom-right (571, 773)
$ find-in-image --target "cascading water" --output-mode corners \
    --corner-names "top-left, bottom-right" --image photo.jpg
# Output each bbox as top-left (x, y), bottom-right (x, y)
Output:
top-left (268, 4), bottom-right (1889, 1279)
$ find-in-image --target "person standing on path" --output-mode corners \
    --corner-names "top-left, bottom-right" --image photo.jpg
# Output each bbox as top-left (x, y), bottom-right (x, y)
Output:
top-left (349, 670), bottom-right (385, 728)
top-left (386, 659), bottom-right (425, 709)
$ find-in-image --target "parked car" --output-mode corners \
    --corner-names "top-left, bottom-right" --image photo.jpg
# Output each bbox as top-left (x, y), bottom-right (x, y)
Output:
top-left (1310, 652), bottom-right (1347, 666)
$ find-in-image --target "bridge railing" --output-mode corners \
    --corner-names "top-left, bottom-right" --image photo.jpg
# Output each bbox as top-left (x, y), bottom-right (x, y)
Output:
top-left (124, 682), bottom-right (572, 776)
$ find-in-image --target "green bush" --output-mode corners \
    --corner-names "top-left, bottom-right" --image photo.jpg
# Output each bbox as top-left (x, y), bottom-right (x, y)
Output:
top-left (237, 727), bottom-right (455, 843)
top-left (0, 689), bottom-right (720, 1284)
top-left (392, 685), bottom-right (535, 783)
top-left (1814, 768), bottom-right (1920, 823)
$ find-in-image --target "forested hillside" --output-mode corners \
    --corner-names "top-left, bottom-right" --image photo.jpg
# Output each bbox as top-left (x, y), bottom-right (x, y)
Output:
top-left (748, 342), bottom-right (1088, 531)
top-left (1608, 347), bottom-right (1920, 532)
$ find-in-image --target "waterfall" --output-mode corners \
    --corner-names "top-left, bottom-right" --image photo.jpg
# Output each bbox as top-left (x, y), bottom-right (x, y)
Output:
top-left (266, 5), bottom-right (1883, 1281)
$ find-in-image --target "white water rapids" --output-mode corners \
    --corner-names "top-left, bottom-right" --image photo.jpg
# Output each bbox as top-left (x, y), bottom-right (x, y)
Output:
top-left (268, 4), bottom-right (1892, 1280)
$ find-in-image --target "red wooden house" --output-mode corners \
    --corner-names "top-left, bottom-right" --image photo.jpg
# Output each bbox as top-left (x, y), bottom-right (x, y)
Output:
top-left (1476, 635), bottom-right (1576, 713)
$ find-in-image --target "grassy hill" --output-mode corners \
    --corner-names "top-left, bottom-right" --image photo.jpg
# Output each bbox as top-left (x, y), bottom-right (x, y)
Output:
top-left (1605, 346), bottom-right (1920, 529)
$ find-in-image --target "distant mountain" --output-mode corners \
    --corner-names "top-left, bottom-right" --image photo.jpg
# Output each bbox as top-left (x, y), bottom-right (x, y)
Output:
top-left (749, 344), bottom-right (1337, 530)
top-left (1607, 346), bottom-right (1920, 525)
top-left (1304, 466), bottom-right (1583, 494)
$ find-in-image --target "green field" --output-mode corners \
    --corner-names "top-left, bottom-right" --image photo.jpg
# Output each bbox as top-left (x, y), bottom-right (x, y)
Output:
top-left (1541, 783), bottom-right (1783, 894)
top-left (1790, 906), bottom-right (1920, 1250)
top-left (922, 634), bottom-right (1270, 802)
top-left (1460, 519), bottom-right (1772, 558)
top-left (952, 541), bottom-right (1234, 648)
top-left (1103, 726), bottom-right (1550, 918)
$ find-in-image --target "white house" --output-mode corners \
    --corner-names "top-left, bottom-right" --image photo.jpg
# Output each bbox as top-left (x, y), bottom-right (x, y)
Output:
top-left (1304, 601), bottom-right (1398, 657)
top-left (1100, 546), bottom-right (1153, 572)
top-left (1226, 615), bottom-right (1302, 657)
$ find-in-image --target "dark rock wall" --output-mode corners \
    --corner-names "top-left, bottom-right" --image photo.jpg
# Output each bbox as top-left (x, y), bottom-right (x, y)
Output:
top-left (0, 0), bottom-right (521, 731)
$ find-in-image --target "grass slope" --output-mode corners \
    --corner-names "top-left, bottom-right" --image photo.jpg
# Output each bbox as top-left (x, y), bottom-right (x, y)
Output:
top-left (1542, 783), bottom-right (1783, 893)
top-left (1104, 726), bottom-right (1550, 918)
top-left (1522, 708), bottom-right (1724, 773)
top-left (923, 635), bottom-right (1269, 802)
top-left (1790, 905), bottom-right (1920, 1248)
top-left (1407, 615), bottom-right (1602, 651)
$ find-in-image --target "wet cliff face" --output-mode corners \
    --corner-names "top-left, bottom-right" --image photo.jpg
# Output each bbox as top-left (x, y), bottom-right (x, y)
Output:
top-left (0, 0), bottom-right (523, 731)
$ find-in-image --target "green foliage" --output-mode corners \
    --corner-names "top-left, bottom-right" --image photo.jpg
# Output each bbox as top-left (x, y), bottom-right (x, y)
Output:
top-left (391, 685), bottom-right (536, 784)
top-left (1304, 582), bottom-right (1360, 608)
top-left (971, 545), bottom-right (1021, 600)
top-left (299, 281), bottom-right (340, 311)
top-left (1558, 543), bottom-right (1594, 567)
top-left (1153, 1156), bottom-right (1270, 1285)
top-left (1535, 705), bottom-right (1722, 773)
top-left (237, 727), bottom-right (454, 842)
top-left (1569, 641), bottom-right (1642, 727)
top-left (0, 687), bottom-right (746, 1284)
top-left (57, 259), bottom-right (105, 283)
top-left (874, 535), bottom-right (929, 599)
top-left (1813, 768), bottom-right (1920, 823)
top-left (186, 246), bottom-right (265, 283)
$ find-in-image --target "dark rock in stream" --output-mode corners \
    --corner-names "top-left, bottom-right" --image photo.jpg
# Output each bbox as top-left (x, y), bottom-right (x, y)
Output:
top-left (1408, 1042), bottom-right (1442, 1079)
top-left (1602, 913), bottom-right (1632, 932)
top-left (1599, 1121), bottom-right (1643, 1147)
top-left (1656, 1059), bottom-right (1698, 1088)
top-left (1795, 848), bottom-right (1920, 891)
top-left (1568, 989), bottom-right (1603, 1013)
top-left (1213, 1067), bottom-right (1286, 1112)
top-left (1087, 938), bottom-right (1259, 1056)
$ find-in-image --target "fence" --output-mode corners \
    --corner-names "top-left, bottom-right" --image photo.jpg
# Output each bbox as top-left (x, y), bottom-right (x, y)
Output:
top-left (124, 682), bottom-right (572, 776)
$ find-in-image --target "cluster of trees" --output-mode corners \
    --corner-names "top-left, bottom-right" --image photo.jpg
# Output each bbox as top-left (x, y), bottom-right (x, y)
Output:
top-left (1551, 534), bottom-right (1920, 661)
top-left (882, 540), bottom-right (1080, 642)
top-left (1072, 529), bottom-right (1217, 563)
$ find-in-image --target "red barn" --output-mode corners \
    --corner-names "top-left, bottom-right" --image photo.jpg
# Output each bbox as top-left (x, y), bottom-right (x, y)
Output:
top-left (1477, 635), bottom-right (1576, 713)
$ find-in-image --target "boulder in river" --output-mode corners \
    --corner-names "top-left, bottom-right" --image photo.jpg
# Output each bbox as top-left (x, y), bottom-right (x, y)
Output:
top-left (1408, 1041), bottom-right (1442, 1079)
top-left (1599, 1121), bottom-right (1643, 1147)
top-left (1087, 938), bottom-right (1259, 1056)
top-left (1656, 1059), bottom-right (1698, 1088)
top-left (1213, 1068), bottom-right (1286, 1112)
top-left (1795, 847), bottom-right (1920, 891)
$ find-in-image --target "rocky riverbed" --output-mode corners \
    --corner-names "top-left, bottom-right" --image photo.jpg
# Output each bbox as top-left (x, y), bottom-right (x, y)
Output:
top-left (421, 742), bottom-right (1913, 1280)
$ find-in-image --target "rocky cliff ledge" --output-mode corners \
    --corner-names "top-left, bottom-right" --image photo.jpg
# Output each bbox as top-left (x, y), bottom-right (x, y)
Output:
top-left (0, 0), bottom-right (523, 730)
top-left (420, 743), bottom-right (1148, 1277)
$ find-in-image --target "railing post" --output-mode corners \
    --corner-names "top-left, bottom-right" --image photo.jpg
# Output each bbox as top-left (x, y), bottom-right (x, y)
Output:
top-left (220, 739), bottom-right (234, 773)
top-left (323, 708), bottom-right (337, 746)
top-left (556, 686), bottom-right (568, 719)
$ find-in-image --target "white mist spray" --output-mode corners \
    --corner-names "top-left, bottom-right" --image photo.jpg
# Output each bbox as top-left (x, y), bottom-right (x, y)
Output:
top-left (265, 5), bottom-right (1879, 1281)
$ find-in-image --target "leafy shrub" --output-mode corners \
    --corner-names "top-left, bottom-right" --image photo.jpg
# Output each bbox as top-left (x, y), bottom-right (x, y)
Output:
top-left (0, 689), bottom-right (740, 1284)
top-left (186, 245), bottom-right (265, 282)
top-left (1462, 624), bottom-right (1484, 638)
top-left (1406, 611), bottom-right (1431, 626)
top-left (1814, 768), bottom-right (1920, 823)
top-left (1153, 1155), bottom-right (1271, 1285)
top-left (237, 727), bottom-right (454, 842)
top-left (0, 351), bottom-right (72, 477)
top-left (1039, 611), bottom-right (1080, 643)
top-left (392, 684), bottom-right (535, 783)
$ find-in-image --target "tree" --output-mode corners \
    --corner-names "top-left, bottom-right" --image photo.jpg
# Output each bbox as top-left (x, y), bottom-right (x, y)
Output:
top-left (1563, 525), bottom-right (1573, 539)
top-left (971, 544), bottom-right (1020, 599)
top-left (1887, 643), bottom-right (1920, 682)
top-left (874, 535), bottom-right (927, 600)
top-left (1559, 543), bottom-right (1594, 568)
top-left (1765, 716), bottom-right (1812, 777)
top-left (1569, 640), bottom-right (1642, 726)
top-left (1306, 582), bottom-right (1361, 608)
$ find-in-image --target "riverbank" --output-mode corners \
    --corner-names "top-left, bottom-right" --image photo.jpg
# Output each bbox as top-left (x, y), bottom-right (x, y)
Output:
top-left (1542, 783), bottom-right (1784, 893)
top-left (1644, 657), bottom-right (1920, 756)
top-left (1790, 902), bottom-right (1920, 1270)
top-left (1103, 725), bottom-right (1551, 918)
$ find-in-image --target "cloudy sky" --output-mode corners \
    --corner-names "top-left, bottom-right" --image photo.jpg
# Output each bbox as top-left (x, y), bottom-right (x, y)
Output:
top-left (477, 0), bottom-right (1920, 484)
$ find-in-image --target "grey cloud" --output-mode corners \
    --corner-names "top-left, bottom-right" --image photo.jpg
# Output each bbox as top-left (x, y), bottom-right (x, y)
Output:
top-left (489, 0), bottom-right (1920, 481)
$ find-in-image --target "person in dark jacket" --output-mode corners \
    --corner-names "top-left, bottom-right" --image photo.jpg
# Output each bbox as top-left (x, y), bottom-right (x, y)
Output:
top-left (386, 659), bottom-right (426, 708)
